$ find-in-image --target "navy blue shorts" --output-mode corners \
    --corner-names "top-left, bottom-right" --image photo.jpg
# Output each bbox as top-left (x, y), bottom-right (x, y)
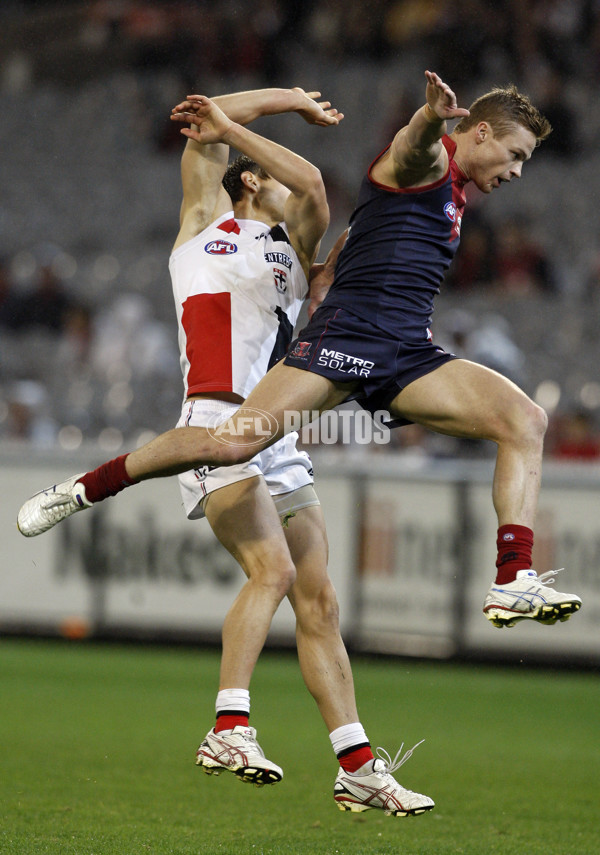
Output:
top-left (284, 305), bottom-right (456, 426)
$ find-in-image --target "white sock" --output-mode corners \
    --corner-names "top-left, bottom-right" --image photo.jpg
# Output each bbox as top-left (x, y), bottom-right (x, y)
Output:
top-left (329, 722), bottom-right (369, 756)
top-left (215, 688), bottom-right (251, 717)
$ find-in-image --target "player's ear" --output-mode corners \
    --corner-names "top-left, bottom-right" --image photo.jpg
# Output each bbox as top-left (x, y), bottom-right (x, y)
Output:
top-left (475, 121), bottom-right (490, 143)
top-left (240, 170), bottom-right (259, 194)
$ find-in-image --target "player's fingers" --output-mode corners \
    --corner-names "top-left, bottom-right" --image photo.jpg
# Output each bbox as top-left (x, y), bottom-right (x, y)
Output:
top-left (171, 111), bottom-right (206, 127)
top-left (172, 98), bottom-right (204, 115)
top-left (171, 108), bottom-right (194, 118)
top-left (185, 114), bottom-right (207, 126)
top-left (317, 114), bottom-right (343, 126)
top-left (180, 128), bottom-right (201, 140)
top-left (181, 96), bottom-right (208, 111)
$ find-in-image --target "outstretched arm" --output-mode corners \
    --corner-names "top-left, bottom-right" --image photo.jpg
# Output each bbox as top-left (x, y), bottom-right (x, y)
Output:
top-left (371, 70), bottom-right (470, 189)
top-left (175, 95), bottom-right (338, 275)
top-left (207, 87), bottom-right (343, 127)
top-left (173, 88), bottom-right (342, 251)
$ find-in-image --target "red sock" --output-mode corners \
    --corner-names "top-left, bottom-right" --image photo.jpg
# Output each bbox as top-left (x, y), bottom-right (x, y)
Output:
top-left (495, 524), bottom-right (534, 584)
top-left (214, 713), bottom-right (249, 733)
top-left (80, 454), bottom-right (137, 504)
top-left (338, 744), bottom-right (374, 773)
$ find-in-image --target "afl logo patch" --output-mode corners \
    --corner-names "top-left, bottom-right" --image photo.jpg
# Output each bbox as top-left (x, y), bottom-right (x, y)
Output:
top-left (205, 240), bottom-right (237, 255)
top-left (502, 533), bottom-right (515, 542)
top-left (444, 201), bottom-right (457, 222)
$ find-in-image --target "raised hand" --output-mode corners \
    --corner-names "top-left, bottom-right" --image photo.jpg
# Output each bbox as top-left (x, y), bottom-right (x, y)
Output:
top-left (170, 96), bottom-right (233, 143)
top-left (291, 88), bottom-right (344, 126)
top-left (424, 71), bottom-right (470, 121)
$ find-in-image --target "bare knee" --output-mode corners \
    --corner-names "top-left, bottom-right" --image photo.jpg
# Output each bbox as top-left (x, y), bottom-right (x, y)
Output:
top-left (294, 581), bottom-right (341, 637)
top-left (246, 555), bottom-right (297, 603)
top-left (532, 401), bottom-right (548, 438)
top-left (516, 398), bottom-right (547, 444)
top-left (493, 395), bottom-right (547, 447)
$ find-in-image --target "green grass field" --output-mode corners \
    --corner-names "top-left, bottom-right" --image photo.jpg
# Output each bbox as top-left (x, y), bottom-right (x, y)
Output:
top-left (1, 639), bottom-right (598, 855)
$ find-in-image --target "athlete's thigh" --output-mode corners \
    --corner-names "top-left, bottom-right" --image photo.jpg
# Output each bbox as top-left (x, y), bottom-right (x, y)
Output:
top-left (283, 504), bottom-right (331, 601)
top-left (389, 358), bottom-right (532, 439)
top-left (203, 474), bottom-right (291, 575)
top-left (240, 361), bottom-right (354, 442)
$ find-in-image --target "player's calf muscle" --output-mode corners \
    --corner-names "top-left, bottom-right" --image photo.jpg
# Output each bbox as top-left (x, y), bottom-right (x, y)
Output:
top-left (127, 426), bottom-right (253, 480)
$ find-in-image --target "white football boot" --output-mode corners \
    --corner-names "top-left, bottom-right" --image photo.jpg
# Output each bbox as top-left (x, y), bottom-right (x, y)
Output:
top-left (17, 474), bottom-right (91, 537)
top-left (483, 568), bottom-right (582, 628)
top-left (334, 741), bottom-right (434, 817)
top-left (195, 726), bottom-right (283, 786)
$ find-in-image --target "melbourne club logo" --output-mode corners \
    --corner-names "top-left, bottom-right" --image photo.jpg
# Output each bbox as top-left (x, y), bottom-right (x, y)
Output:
top-left (205, 240), bottom-right (237, 255)
top-left (288, 341), bottom-right (312, 360)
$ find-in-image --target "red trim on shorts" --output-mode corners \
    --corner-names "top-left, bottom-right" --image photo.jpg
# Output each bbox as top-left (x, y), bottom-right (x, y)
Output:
top-left (183, 401), bottom-right (194, 426)
top-left (307, 308), bottom-right (343, 369)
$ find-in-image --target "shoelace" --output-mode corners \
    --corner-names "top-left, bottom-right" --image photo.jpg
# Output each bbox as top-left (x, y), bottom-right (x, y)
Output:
top-left (43, 492), bottom-right (73, 509)
top-left (375, 739), bottom-right (425, 775)
top-left (532, 568), bottom-right (565, 586)
top-left (238, 728), bottom-right (265, 757)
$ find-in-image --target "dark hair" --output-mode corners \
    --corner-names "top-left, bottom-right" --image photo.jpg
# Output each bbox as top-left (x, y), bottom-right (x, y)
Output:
top-left (222, 155), bottom-right (270, 202)
top-left (454, 85), bottom-right (552, 145)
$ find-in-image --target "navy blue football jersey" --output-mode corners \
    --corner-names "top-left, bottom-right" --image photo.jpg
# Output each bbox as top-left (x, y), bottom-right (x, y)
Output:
top-left (323, 135), bottom-right (467, 339)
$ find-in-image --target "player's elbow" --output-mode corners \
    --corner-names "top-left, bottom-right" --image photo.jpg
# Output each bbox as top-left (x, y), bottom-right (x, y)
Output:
top-left (308, 178), bottom-right (330, 232)
top-left (303, 167), bottom-right (327, 204)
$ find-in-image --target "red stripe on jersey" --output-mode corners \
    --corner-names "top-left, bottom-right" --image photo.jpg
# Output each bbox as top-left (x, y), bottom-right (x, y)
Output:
top-left (182, 293), bottom-right (233, 394)
top-left (217, 218), bottom-right (241, 235)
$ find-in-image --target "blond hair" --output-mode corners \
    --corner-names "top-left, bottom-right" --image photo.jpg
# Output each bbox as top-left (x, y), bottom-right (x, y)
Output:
top-left (454, 85), bottom-right (552, 144)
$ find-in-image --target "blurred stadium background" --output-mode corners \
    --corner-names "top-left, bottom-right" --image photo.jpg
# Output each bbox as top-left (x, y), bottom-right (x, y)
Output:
top-left (1, 0), bottom-right (600, 666)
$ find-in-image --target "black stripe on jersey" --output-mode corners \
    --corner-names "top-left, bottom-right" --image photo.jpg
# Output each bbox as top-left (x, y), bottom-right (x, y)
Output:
top-left (267, 306), bottom-right (294, 370)
top-left (269, 224), bottom-right (291, 245)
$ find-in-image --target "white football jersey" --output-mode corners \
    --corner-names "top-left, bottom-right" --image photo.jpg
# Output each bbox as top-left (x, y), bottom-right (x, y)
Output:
top-left (169, 211), bottom-right (308, 399)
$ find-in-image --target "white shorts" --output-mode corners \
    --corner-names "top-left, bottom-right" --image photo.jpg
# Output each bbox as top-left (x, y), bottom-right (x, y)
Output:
top-left (176, 398), bottom-right (315, 520)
